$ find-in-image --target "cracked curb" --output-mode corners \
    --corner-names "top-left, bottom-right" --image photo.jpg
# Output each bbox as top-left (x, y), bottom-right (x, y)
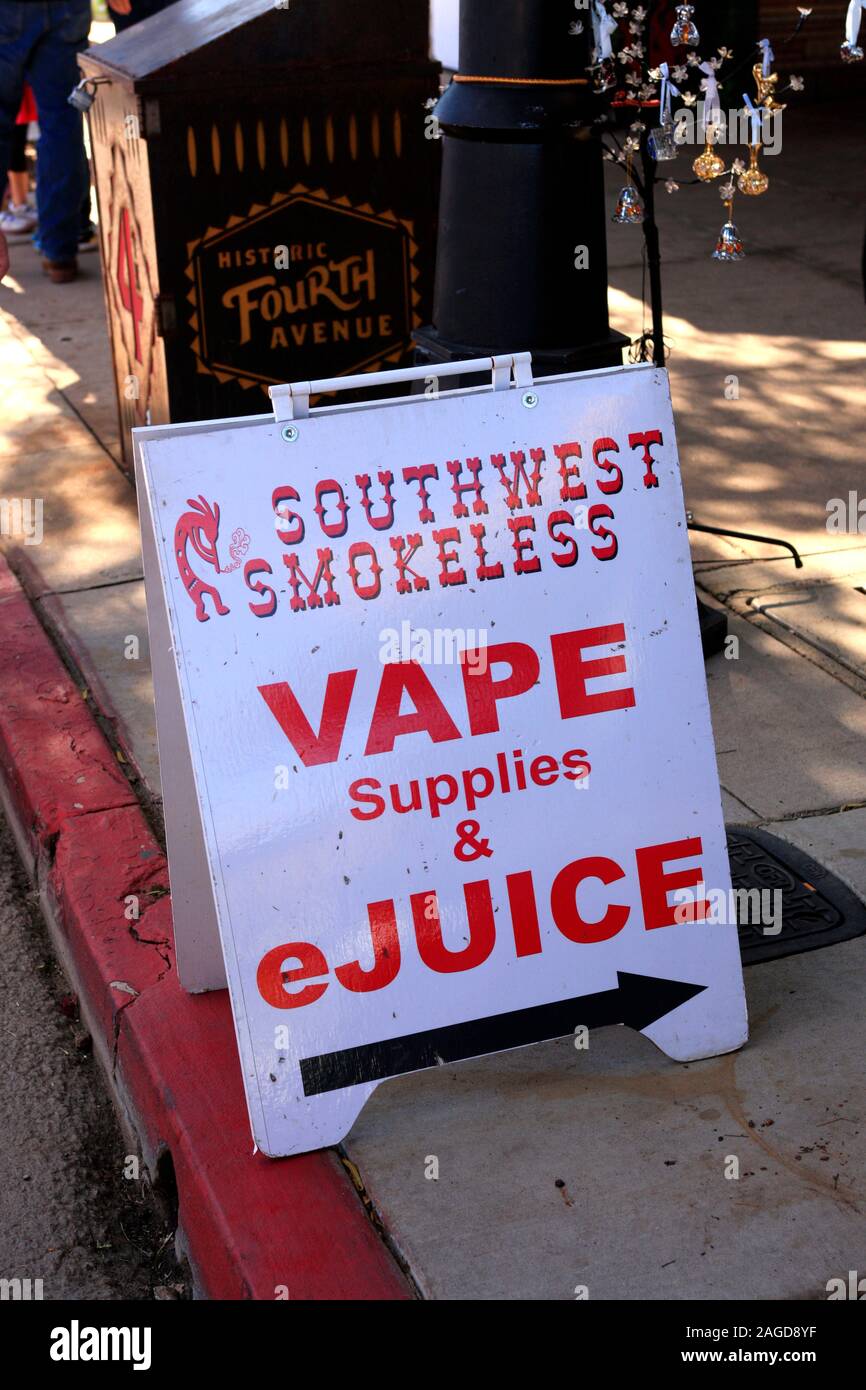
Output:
top-left (0, 554), bottom-right (410, 1301)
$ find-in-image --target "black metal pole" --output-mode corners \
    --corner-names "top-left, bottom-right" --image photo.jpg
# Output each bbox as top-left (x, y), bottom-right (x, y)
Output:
top-left (414, 0), bottom-right (628, 373)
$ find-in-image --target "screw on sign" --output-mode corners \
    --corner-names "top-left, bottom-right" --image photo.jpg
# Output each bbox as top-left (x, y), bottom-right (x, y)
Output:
top-left (136, 358), bottom-right (748, 1156)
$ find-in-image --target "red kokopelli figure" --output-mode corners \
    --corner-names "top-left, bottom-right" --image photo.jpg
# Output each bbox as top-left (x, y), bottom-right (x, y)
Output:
top-left (174, 496), bottom-right (231, 623)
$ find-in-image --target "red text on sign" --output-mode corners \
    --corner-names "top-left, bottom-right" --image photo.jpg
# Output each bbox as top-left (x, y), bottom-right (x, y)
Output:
top-left (258, 624), bottom-right (635, 767)
top-left (255, 838), bottom-right (710, 1008)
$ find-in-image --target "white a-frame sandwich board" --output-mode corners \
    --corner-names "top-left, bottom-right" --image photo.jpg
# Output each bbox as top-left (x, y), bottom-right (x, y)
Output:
top-left (135, 355), bottom-right (748, 1157)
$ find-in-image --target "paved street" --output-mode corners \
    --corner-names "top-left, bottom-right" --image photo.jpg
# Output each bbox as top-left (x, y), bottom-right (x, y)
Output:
top-left (0, 812), bottom-right (187, 1301)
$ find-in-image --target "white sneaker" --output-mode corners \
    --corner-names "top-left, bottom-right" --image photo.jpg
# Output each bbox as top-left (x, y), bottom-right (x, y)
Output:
top-left (78, 221), bottom-right (99, 253)
top-left (0, 202), bottom-right (38, 239)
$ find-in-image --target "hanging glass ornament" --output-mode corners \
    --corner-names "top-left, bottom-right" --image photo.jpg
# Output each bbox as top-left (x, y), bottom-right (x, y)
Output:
top-left (699, 61), bottom-right (722, 137)
top-left (740, 91), bottom-right (767, 179)
top-left (712, 209), bottom-right (745, 262)
top-left (589, 57), bottom-right (617, 93)
top-left (671, 5), bottom-right (699, 48)
top-left (648, 123), bottom-right (678, 160)
top-left (612, 148), bottom-right (643, 225)
top-left (589, 1), bottom-right (618, 89)
top-left (754, 64), bottom-right (786, 107)
top-left (738, 144), bottom-right (769, 196)
top-left (648, 63), bottom-right (679, 161)
top-left (612, 184), bottom-right (644, 224)
top-left (754, 42), bottom-right (786, 110)
top-left (693, 138), bottom-right (725, 182)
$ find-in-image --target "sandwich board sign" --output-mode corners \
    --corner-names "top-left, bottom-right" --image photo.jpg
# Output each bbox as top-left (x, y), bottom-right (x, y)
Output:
top-left (135, 355), bottom-right (748, 1158)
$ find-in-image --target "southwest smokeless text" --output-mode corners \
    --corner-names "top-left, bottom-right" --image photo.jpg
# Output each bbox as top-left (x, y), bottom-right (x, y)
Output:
top-left (239, 426), bottom-right (666, 617)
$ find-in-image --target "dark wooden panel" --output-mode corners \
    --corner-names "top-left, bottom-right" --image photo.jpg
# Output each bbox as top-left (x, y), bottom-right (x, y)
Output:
top-left (149, 75), bottom-right (440, 427)
top-left (81, 5), bottom-right (440, 465)
top-left (85, 76), bottom-right (170, 459)
top-left (81, 0), bottom-right (432, 85)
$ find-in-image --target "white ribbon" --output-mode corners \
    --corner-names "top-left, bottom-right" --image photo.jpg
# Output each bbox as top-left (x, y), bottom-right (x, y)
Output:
top-left (743, 93), bottom-right (762, 146)
top-left (591, 1), bottom-right (618, 62)
top-left (658, 62), bottom-right (680, 124)
top-left (699, 61), bottom-right (721, 135)
top-left (758, 38), bottom-right (774, 76)
top-left (846, 0), bottom-right (863, 46)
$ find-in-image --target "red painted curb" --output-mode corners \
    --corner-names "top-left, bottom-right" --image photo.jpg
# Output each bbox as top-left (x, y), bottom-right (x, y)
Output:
top-left (0, 561), bottom-right (137, 858)
top-left (0, 555), bottom-right (410, 1301)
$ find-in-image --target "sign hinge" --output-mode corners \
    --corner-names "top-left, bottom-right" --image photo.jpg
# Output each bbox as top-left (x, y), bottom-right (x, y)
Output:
top-left (269, 353), bottom-right (534, 422)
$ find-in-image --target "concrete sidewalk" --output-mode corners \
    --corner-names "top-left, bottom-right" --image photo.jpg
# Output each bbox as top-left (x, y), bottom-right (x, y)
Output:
top-left (1, 97), bottom-right (865, 1299)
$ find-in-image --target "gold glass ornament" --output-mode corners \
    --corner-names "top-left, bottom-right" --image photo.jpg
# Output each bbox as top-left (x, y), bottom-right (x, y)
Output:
top-left (671, 4), bottom-right (699, 47)
top-left (738, 144), bottom-right (769, 196)
top-left (693, 138), bottom-right (726, 182)
top-left (753, 63), bottom-right (786, 110)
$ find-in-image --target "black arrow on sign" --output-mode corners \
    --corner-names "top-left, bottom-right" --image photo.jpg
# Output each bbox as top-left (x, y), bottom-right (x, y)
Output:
top-left (299, 972), bottom-right (707, 1097)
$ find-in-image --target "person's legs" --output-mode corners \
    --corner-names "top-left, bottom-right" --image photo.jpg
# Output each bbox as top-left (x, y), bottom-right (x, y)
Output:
top-left (25, 0), bottom-right (91, 265)
top-left (0, 3), bottom-right (31, 189)
top-left (8, 125), bottom-right (30, 205)
top-left (1, 123), bottom-right (37, 235)
top-left (8, 170), bottom-right (29, 205)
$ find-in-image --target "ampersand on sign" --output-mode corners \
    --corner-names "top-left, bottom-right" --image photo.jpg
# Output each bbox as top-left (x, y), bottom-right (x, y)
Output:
top-left (454, 820), bottom-right (493, 862)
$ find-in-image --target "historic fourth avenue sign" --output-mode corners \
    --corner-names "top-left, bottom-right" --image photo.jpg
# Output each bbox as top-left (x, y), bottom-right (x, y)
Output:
top-left (185, 186), bottom-right (418, 389)
top-left (135, 357), bottom-right (749, 1157)
top-left (79, 0), bottom-right (439, 465)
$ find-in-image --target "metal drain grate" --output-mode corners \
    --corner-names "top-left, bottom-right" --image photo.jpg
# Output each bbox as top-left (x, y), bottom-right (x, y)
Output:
top-left (727, 825), bottom-right (866, 966)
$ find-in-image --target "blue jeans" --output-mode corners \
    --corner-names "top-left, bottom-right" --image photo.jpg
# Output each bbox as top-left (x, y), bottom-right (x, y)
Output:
top-left (0, 1), bottom-right (91, 261)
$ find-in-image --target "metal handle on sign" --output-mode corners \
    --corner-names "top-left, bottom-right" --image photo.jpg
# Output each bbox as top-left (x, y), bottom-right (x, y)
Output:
top-left (269, 353), bottom-right (534, 422)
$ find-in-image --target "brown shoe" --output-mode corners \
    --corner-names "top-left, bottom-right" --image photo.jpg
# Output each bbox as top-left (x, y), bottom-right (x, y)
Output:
top-left (42, 257), bottom-right (78, 284)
